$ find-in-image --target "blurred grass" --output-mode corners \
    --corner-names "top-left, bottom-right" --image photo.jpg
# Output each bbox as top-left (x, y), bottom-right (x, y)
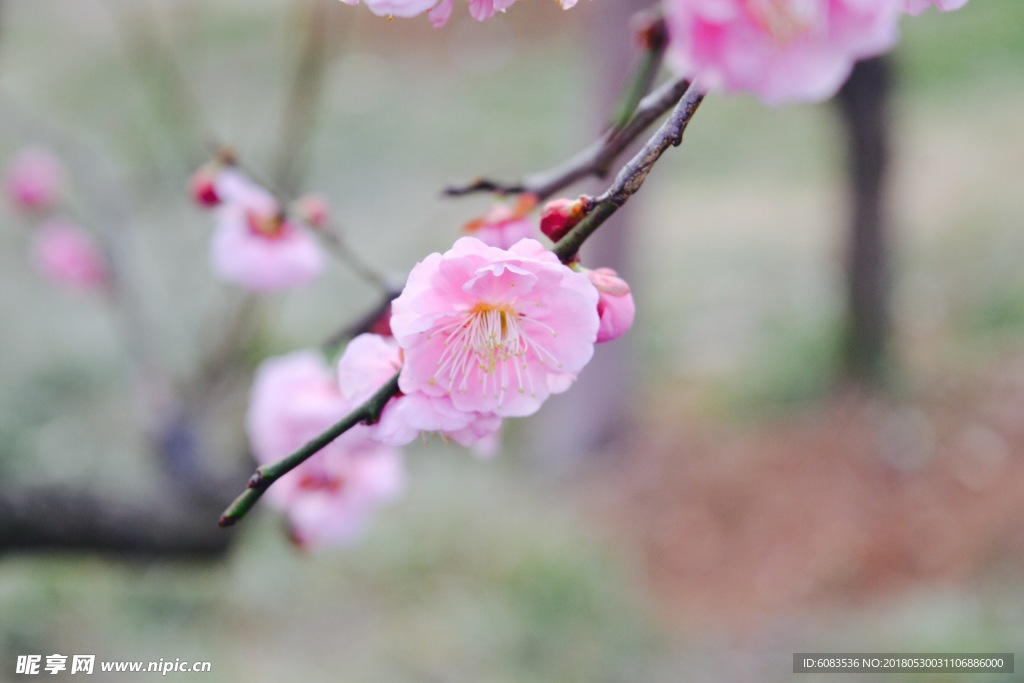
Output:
top-left (1, 0), bottom-right (1024, 680)
top-left (1, 450), bottom-right (666, 682)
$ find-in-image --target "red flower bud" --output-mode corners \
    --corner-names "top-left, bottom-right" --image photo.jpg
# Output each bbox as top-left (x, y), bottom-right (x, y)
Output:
top-left (540, 196), bottom-right (589, 243)
top-left (189, 164), bottom-right (221, 208)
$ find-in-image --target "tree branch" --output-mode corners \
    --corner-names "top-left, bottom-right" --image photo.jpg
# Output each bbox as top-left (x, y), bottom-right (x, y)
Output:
top-left (219, 372), bottom-right (401, 528)
top-left (320, 293), bottom-right (397, 353)
top-left (318, 226), bottom-right (398, 295)
top-left (0, 485), bottom-right (231, 558)
top-left (273, 0), bottom-right (338, 197)
top-left (608, 12), bottom-right (668, 132)
top-left (553, 83), bottom-right (704, 263)
top-left (443, 76), bottom-right (691, 201)
top-left (220, 84), bottom-right (706, 530)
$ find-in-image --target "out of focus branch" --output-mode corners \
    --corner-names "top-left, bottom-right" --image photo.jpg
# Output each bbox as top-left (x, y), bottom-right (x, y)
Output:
top-left (319, 226), bottom-right (397, 294)
top-left (320, 293), bottom-right (397, 353)
top-left (273, 0), bottom-right (339, 197)
top-left (444, 76), bottom-right (691, 201)
top-left (103, 0), bottom-right (210, 172)
top-left (0, 485), bottom-right (230, 558)
top-left (609, 12), bottom-right (668, 131)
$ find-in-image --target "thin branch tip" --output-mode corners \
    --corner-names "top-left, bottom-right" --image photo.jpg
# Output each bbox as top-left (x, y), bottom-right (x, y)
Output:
top-left (218, 372), bottom-right (402, 528)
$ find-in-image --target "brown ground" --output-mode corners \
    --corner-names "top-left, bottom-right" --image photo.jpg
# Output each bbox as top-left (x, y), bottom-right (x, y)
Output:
top-left (593, 356), bottom-right (1024, 632)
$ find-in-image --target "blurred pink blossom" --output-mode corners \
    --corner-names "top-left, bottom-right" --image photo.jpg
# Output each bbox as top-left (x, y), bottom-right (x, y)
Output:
top-left (31, 219), bottom-right (108, 292)
top-left (664, 0), bottom-right (900, 104)
top-left (900, 0), bottom-right (969, 14)
top-left (247, 351), bottom-right (404, 548)
top-left (588, 267), bottom-right (636, 343)
top-left (293, 193), bottom-right (331, 230)
top-left (391, 237), bottom-right (599, 417)
top-left (5, 147), bottom-right (63, 212)
top-left (463, 194), bottom-right (538, 250)
top-left (340, 0), bottom-right (580, 27)
top-left (208, 172), bottom-right (325, 291)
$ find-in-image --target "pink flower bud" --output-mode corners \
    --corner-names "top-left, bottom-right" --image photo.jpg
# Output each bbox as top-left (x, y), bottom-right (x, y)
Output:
top-left (587, 267), bottom-right (635, 343)
top-left (540, 196), bottom-right (588, 243)
top-left (294, 193), bottom-right (331, 230)
top-left (462, 194), bottom-right (538, 249)
top-left (189, 164), bottom-right (221, 207)
top-left (31, 219), bottom-right (108, 292)
top-left (5, 147), bottom-right (63, 212)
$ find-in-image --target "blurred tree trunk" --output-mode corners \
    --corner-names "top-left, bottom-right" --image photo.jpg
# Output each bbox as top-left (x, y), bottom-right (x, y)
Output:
top-left (527, 0), bottom-right (650, 470)
top-left (836, 55), bottom-right (893, 387)
top-left (0, 402), bottom-right (249, 558)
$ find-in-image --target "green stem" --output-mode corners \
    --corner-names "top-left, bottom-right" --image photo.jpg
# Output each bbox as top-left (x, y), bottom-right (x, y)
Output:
top-left (219, 372), bottom-right (401, 528)
top-left (273, 0), bottom-right (337, 198)
top-left (609, 16), bottom-right (667, 132)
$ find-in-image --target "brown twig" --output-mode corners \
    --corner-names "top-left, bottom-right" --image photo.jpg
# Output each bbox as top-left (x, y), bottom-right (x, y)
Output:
top-left (443, 76), bottom-right (691, 201)
top-left (553, 83), bottom-right (704, 263)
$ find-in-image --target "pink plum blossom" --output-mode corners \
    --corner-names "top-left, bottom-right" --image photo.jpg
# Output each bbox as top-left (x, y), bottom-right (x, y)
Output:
top-left (900, 0), bottom-right (969, 14)
top-left (463, 194), bottom-right (538, 249)
top-left (340, 0), bottom-right (581, 27)
top-left (208, 171), bottom-right (325, 291)
top-left (337, 333), bottom-right (503, 447)
top-left (664, 0), bottom-right (901, 104)
top-left (587, 267), bottom-right (636, 343)
top-left (247, 351), bottom-right (404, 548)
top-left (391, 236), bottom-right (599, 418)
top-left (31, 219), bottom-right (108, 292)
top-left (5, 147), bottom-right (63, 212)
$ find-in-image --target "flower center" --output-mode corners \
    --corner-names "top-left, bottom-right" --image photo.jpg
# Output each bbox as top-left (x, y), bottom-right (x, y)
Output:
top-left (745, 0), bottom-right (824, 44)
top-left (429, 301), bottom-right (560, 407)
top-left (246, 210), bottom-right (291, 241)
